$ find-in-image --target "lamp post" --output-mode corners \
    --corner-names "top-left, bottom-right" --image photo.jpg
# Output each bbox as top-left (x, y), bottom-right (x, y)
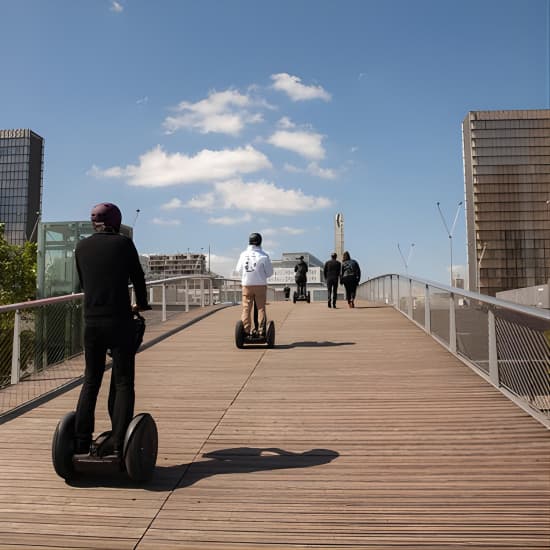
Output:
top-left (437, 201), bottom-right (463, 287)
top-left (397, 242), bottom-right (415, 274)
top-left (132, 209), bottom-right (140, 227)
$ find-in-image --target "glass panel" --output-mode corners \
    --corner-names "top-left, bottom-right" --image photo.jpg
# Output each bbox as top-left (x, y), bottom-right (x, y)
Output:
top-left (398, 277), bottom-right (410, 314)
top-left (429, 287), bottom-right (450, 344)
top-left (455, 296), bottom-right (489, 374)
top-left (411, 281), bottom-right (425, 327)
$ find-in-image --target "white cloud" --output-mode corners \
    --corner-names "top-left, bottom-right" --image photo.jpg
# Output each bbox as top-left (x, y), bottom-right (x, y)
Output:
top-left (277, 116), bottom-right (296, 129)
top-left (284, 161), bottom-right (337, 180)
top-left (271, 73), bottom-right (331, 102)
top-left (161, 198), bottom-right (185, 210)
top-left (110, 1), bottom-right (123, 13)
top-left (136, 96), bottom-right (149, 105)
top-left (208, 213), bottom-right (252, 225)
top-left (262, 226), bottom-right (305, 236)
top-left (152, 217), bottom-right (181, 226)
top-left (186, 179), bottom-right (331, 215)
top-left (88, 145), bottom-right (272, 187)
top-left (267, 130), bottom-right (325, 160)
top-left (350, 146), bottom-right (359, 153)
top-left (163, 89), bottom-right (264, 135)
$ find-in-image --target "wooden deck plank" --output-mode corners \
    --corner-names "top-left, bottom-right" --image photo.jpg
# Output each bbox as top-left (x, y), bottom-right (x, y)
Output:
top-left (0, 301), bottom-right (548, 549)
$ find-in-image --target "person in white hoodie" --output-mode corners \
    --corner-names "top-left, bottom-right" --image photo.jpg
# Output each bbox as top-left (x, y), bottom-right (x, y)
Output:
top-left (235, 232), bottom-right (273, 337)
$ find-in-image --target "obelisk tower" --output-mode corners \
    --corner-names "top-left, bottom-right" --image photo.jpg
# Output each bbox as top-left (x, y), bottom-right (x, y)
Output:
top-left (334, 213), bottom-right (344, 260)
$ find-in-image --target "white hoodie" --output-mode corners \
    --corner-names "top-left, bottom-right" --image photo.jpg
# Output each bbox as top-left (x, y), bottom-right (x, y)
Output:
top-left (235, 245), bottom-right (273, 286)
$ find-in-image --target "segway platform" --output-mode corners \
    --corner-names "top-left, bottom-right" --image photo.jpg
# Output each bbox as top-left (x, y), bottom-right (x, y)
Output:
top-left (293, 290), bottom-right (311, 303)
top-left (52, 411), bottom-right (158, 482)
top-left (235, 319), bottom-right (275, 348)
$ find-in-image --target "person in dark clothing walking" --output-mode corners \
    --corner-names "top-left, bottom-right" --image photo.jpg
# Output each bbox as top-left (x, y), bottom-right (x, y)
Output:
top-left (294, 255), bottom-right (308, 297)
top-left (74, 202), bottom-right (150, 456)
top-left (340, 251), bottom-right (361, 308)
top-left (323, 252), bottom-right (341, 308)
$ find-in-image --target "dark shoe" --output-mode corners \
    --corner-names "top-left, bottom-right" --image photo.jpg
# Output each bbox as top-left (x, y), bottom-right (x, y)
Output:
top-left (333, 304), bottom-right (337, 309)
top-left (328, 302), bottom-right (331, 308)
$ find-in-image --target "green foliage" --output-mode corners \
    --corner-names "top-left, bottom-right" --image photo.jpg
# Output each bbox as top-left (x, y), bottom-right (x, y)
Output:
top-left (0, 223), bottom-right (37, 305)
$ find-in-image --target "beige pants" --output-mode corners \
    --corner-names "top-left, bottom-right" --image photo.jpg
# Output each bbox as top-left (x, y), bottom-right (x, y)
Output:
top-left (241, 285), bottom-right (267, 334)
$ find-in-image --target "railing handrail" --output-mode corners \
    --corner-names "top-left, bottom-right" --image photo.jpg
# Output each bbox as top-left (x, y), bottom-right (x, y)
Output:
top-left (0, 274), bottom-right (242, 314)
top-left (367, 273), bottom-right (550, 321)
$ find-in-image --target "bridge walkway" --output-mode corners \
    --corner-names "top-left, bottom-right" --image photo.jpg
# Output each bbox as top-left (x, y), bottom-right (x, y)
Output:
top-left (0, 300), bottom-right (549, 549)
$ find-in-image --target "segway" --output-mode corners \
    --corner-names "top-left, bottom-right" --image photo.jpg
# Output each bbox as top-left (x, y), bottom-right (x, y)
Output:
top-left (52, 311), bottom-right (158, 482)
top-left (293, 281), bottom-right (311, 303)
top-left (235, 299), bottom-right (275, 348)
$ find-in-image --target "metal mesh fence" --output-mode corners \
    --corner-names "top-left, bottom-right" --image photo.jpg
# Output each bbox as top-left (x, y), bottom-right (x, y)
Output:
top-left (455, 296), bottom-right (489, 374)
top-left (429, 288), bottom-right (450, 345)
top-left (495, 309), bottom-right (550, 413)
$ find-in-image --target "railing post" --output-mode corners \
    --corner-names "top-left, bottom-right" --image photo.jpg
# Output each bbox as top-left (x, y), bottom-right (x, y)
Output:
top-left (200, 278), bottom-right (205, 307)
top-left (209, 279), bottom-right (213, 306)
top-left (449, 293), bottom-right (456, 353)
top-left (407, 279), bottom-right (413, 318)
top-left (396, 275), bottom-right (400, 310)
top-left (149, 286), bottom-right (154, 305)
top-left (185, 279), bottom-right (189, 312)
top-left (424, 284), bottom-right (431, 333)
top-left (488, 309), bottom-right (499, 385)
top-left (11, 309), bottom-right (21, 385)
top-left (161, 284), bottom-right (167, 322)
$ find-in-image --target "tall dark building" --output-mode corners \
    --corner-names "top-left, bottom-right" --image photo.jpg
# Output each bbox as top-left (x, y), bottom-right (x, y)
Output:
top-left (462, 110), bottom-right (550, 296)
top-left (0, 129), bottom-right (44, 245)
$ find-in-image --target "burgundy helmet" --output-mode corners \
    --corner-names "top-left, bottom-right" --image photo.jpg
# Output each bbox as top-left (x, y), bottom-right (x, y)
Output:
top-left (91, 202), bottom-right (122, 232)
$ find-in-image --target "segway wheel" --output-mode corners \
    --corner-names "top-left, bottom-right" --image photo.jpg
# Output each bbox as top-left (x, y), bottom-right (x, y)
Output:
top-left (266, 320), bottom-right (275, 348)
top-left (52, 411), bottom-right (76, 480)
top-left (307, 291), bottom-right (311, 303)
top-left (235, 320), bottom-right (245, 348)
top-left (123, 413), bottom-right (158, 482)
top-left (293, 292), bottom-right (297, 304)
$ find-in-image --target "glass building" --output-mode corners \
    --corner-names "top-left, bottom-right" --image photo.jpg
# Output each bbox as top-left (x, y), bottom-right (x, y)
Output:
top-left (37, 221), bottom-right (132, 298)
top-left (462, 110), bottom-right (550, 296)
top-left (0, 129), bottom-right (44, 245)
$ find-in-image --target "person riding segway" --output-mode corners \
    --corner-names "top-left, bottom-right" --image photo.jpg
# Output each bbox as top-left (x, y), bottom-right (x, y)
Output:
top-left (52, 202), bottom-right (157, 482)
top-left (234, 232), bottom-right (275, 348)
top-left (293, 255), bottom-right (310, 303)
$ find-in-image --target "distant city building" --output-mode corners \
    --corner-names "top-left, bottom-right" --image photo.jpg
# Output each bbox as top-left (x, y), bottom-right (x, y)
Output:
top-left (334, 213), bottom-right (344, 260)
top-left (462, 110), bottom-right (550, 296)
top-left (0, 129), bottom-right (44, 245)
top-left (144, 253), bottom-right (206, 280)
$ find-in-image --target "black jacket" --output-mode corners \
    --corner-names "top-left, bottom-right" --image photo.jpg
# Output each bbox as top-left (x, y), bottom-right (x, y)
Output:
top-left (341, 259), bottom-right (361, 283)
top-left (294, 260), bottom-right (308, 282)
top-left (75, 232), bottom-right (148, 320)
top-left (323, 259), bottom-right (341, 282)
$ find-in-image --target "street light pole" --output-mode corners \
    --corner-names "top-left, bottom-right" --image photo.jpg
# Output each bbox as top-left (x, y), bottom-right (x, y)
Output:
top-left (397, 242), bottom-right (415, 274)
top-left (437, 201), bottom-right (463, 287)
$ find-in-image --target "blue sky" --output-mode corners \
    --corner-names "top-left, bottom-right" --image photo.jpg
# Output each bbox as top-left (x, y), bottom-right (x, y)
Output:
top-left (2, 0), bottom-right (548, 282)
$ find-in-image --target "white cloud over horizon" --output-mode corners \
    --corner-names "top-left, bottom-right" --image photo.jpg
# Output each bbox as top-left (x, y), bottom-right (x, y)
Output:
top-left (186, 179), bottom-right (331, 215)
top-left (267, 130), bottom-right (325, 160)
top-left (161, 198), bottom-right (185, 210)
top-left (208, 213), bottom-right (252, 225)
top-left (110, 1), bottom-right (123, 13)
top-left (152, 217), bottom-right (181, 226)
top-left (271, 73), bottom-right (331, 102)
top-left (162, 89), bottom-right (264, 135)
top-left (262, 226), bottom-right (306, 236)
top-left (88, 145), bottom-right (272, 187)
top-left (284, 161), bottom-right (336, 179)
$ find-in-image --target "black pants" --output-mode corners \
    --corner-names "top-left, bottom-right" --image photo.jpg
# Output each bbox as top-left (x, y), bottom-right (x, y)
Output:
top-left (327, 278), bottom-right (338, 306)
top-left (342, 277), bottom-right (358, 302)
top-left (75, 317), bottom-right (135, 448)
top-left (296, 278), bottom-right (307, 296)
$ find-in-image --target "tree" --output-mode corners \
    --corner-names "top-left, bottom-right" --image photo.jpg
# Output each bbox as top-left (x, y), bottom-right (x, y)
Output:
top-left (0, 223), bottom-right (37, 305)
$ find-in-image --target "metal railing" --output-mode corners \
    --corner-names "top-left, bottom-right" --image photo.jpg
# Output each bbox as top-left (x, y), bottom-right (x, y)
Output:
top-left (359, 274), bottom-right (550, 427)
top-left (0, 275), bottom-right (243, 418)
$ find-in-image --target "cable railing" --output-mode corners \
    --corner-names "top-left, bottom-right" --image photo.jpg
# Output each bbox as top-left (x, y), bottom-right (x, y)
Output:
top-left (358, 274), bottom-right (550, 428)
top-left (0, 274), bottom-right (243, 419)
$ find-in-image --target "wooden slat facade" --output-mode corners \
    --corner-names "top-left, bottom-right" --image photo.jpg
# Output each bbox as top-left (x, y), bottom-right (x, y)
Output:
top-left (0, 301), bottom-right (549, 549)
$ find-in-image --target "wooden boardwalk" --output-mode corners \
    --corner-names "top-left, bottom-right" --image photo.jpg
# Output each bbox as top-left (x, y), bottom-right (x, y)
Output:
top-left (0, 301), bottom-right (549, 549)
